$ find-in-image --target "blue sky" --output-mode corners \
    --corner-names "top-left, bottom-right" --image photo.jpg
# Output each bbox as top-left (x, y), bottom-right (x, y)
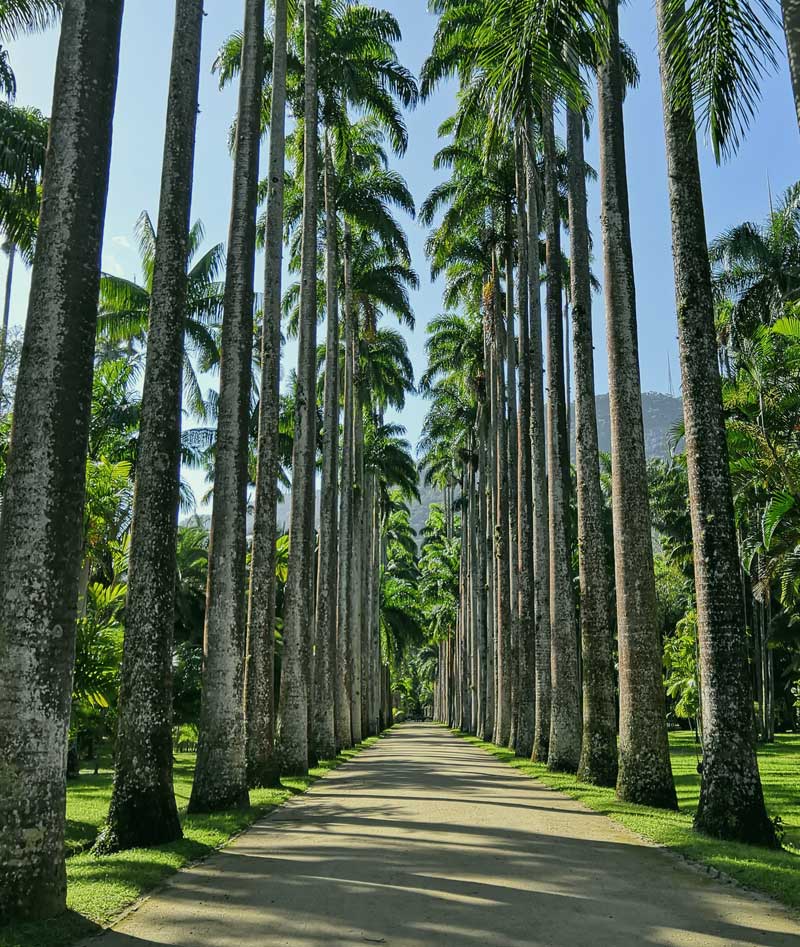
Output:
top-left (7, 0), bottom-right (797, 461)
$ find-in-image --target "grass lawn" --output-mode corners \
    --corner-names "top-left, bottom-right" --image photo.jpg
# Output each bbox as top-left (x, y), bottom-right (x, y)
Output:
top-left (460, 729), bottom-right (800, 912)
top-left (1, 737), bottom-right (382, 947)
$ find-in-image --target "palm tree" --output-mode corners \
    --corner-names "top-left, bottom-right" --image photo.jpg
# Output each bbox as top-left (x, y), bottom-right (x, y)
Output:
top-left (709, 182), bottom-right (800, 342)
top-left (189, 0), bottom-right (265, 813)
top-left (244, 0), bottom-right (290, 790)
top-left (97, 0), bottom-right (205, 853)
top-left (312, 122), bottom-right (340, 761)
top-left (567, 103), bottom-right (617, 786)
top-left (542, 99), bottom-right (581, 774)
top-left (97, 213), bottom-right (223, 419)
top-left (597, 0), bottom-right (676, 808)
top-left (0, 0), bottom-right (124, 922)
top-left (656, 0), bottom-right (776, 845)
top-left (278, 0), bottom-right (320, 776)
top-left (280, 0), bottom-right (418, 770)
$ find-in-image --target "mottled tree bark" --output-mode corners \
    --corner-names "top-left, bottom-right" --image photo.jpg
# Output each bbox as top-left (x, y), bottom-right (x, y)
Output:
top-left (526, 130), bottom-right (551, 763)
top-left (0, 0), bottom-right (123, 921)
top-left (515, 132), bottom-right (536, 758)
top-left (567, 105), bottom-right (618, 788)
top-left (190, 0), bottom-right (265, 812)
top-left (597, 0), bottom-right (676, 808)
top-left (100, 0), bottom-right (203, 850)
top-left (492, 258), bottom-right (512, 746)
top-left (476, 403), bottom-right (489, 739)
top-left (543, 102), bottom-right (581, 773)
top-left (277, 0), bottom-right (319, 776)
top-left (504, 203), bottom-right (520, 750)
top-left (245, 0), bottom-right (288, 791)
top-left (483, 323), bottom-right (496, 741)
top-left (350, 394), bottom-right (365, 743)
top-left (335, 222), bottom-right (355, 750)
top-left (783, 0), bottom-right (800, 133)
top-left (311, 129), bottom-right (339, 761)
top-left (656, 0), bottom-right (776, 844)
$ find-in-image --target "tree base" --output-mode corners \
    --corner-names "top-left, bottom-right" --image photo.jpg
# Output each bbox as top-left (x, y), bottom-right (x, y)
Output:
top-left (95, 781), bottom-right (182, 854)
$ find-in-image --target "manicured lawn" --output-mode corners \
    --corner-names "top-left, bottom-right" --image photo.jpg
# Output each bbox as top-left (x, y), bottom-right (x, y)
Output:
top-left (460, 729), bottom-right (800, 911)
top-left (1, 738), bottom-right (382, 947)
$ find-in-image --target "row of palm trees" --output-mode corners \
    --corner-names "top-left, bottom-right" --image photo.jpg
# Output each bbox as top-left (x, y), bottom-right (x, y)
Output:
top-left (0, 0), bottom-right (419, 923)
top-left (421, 0), bottom-right (788, 847)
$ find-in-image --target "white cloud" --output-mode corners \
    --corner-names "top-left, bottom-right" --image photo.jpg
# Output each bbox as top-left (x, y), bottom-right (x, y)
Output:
top-left (103, 254), bottom-right (125, 277)
top-left (112, 235), bottom-right (132, 250)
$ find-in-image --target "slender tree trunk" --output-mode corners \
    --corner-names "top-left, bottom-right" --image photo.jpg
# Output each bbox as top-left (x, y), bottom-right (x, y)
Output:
top-left (0, 0), bottom-right (124, 921)
top-left (567, 105), bottom-right (618, 787)
top-left (100, 0), bottom-right (203, 850)
top-left (350, 394), bottom-right (365, 742)
top-left (514, 133), bottom-right (536, 758)
top-left (597, 0), bottom-right (676, 808)
top-left (505, 204), bottom-right (520, 750)
top-left (0, 242), bottom-right (15, 407)
top-left (245, 0), bottom-right (288, 791)
top-left (543, 101), bottom-right (582, 773)
top-left (277, 0), bottom-right (319, 776)
top-left (190, 0), bottom-right (264, 812)
top-left (476, 402), bottom-right (490, 740)
top-left (484, 332), bottom-right (496, 740)
top-left (311, 129), bottom-right (339, 761)
top-left (492, 257), bottom-right (512, 745)
top-left (527, 130), bottom-right (552, 763)
top-left (360, 469), bottom-right (373, 733)
top-left (783, 0), bottom-right (800, 133)
top-left (656, 0), bottom-right (776, 844)
top-left (335, 222), bottom-right (355, 750)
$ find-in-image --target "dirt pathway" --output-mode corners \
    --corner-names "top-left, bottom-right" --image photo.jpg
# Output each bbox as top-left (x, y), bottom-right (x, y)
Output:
top-left (91, 724), bottom-right (799, 946)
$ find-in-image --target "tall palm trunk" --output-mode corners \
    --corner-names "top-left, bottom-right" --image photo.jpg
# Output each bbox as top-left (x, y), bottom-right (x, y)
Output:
top-left (504, 203), bottom-right (520, 750)
top-left (0, 242), bottom-right (15, 405)
top-left (526, 130), bottom-right (551, 763)
top-left (277, 0), bottom-right (319, 776)
top-left (542, 101), bottom-right (581, 773)
top-left (245, 0), bottom-right (288, 790)
top-left (335, 221), bottom-right (355, 749)
top-left (311, 128), bottom-right (339, 761)
top-left (656, 0), bottom-right (776, 844)
top-left (597, 0), bottom-right (676, 808)
top-left (350, 392), bottom-right (365, 742)
top-left (360, 468), bottom-right (373, 733)
top-left (783, 0), bottom-right (800, 132)
top-left (476, 401), bottom-right (489, 739)
top-left (483, 318), bottom-right (496, 741)
top-left (100, 0), bottom-right (204, 850)
top-left (492, 256), bottom-right (512, 745)
top-left (514, 133), bottom-right (536, 758)
top-left (567, 105), bottom-right (618, 787)
top-left (0, 0), bottom-right (124, 921)
top-left (189, 0), bottom-right (265, 812)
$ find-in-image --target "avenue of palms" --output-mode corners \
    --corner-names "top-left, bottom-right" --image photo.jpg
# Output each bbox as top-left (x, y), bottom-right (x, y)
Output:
top-left (0, 0), bottom-right (799, 942)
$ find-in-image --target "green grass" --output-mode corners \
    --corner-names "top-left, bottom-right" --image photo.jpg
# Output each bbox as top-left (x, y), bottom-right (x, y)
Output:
top-left (459, 729), bottom-right (800, 912)
top-left (1, 737), bottom-right (382, 947)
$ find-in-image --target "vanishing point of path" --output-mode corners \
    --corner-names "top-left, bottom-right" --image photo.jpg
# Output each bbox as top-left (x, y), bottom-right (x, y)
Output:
top-left (91, 724), bottom-right (799, 947)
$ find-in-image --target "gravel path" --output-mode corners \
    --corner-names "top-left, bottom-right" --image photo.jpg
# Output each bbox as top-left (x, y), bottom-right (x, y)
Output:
top-left (91, 723), bottom-right (800, 946)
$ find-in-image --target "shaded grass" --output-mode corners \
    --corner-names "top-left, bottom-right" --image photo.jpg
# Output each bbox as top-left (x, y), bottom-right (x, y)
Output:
top-left (458, 729), bottom-right (800, 912)
top-left (1, 737), bottom-right (382, 947)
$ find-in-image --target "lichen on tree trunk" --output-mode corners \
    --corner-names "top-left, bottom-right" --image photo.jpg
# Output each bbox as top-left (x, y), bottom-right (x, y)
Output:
top-left (190, 0), bottom-right (265, 812)
top-left (656, 0), bottom-right (776, 845)
top-left (542, 101), bottom-right (581, 775)
top-left (0, 0), bottom-right (124, 921)
top-left (597, 0), bottom-right (676, 809)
